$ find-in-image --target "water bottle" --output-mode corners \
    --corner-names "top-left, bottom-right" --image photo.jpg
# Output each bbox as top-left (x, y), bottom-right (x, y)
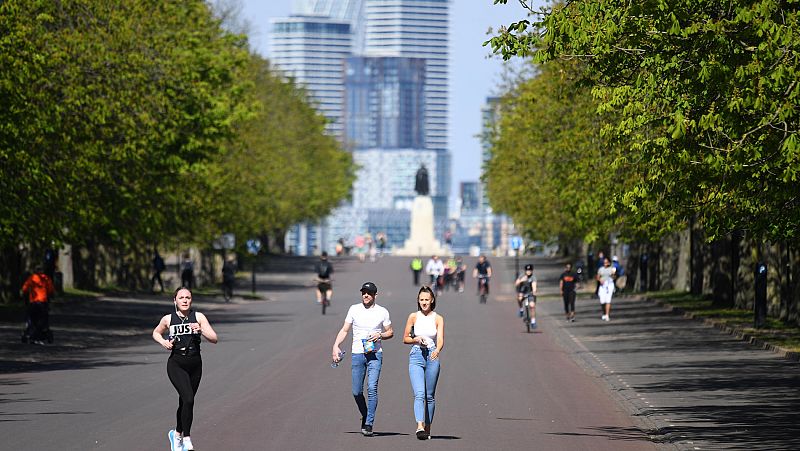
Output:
top-left (331, 351), bottom-right (346, 368)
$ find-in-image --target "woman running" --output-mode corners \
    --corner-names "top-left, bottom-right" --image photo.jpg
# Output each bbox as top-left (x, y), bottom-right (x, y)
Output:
top-left (152, 287), bottom-right (218, 451)
top-left (402, 286), bottom-right (444, 439)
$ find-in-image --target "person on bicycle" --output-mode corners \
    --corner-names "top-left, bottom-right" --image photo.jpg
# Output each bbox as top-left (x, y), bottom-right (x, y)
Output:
top-left (455, 257), bottom-right (467, 293)
top-left (315, 252), bottom-right (334, 304)
top-left (425, 256), bottom-right (444, 294)
top-left (515, 263), bottom-right (538, 328)
top-left (472, 255), bottom-right (492, 295)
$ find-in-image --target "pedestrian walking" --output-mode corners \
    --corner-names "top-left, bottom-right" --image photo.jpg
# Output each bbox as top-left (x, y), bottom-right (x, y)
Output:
top-left (180, 254), bottom-right (194, 289)
top-left (152, 249), bottom-right (166, 293)
top-left (221, 255), bottom-right (236, 301)
top-left (402, 286), bottom-right (444, 439)
top-left (410, 257), bottom-right (423, 286)
top-left (331, 282), bottom-right (394, 436)
top-left (559, 262), bottom-right (578, 322)
top-left (597, 257), bottom-right (616, 321)
top-left (152, 287), bottom-right (218, 451)
top-left (21, 266), bottom-right (55, 344)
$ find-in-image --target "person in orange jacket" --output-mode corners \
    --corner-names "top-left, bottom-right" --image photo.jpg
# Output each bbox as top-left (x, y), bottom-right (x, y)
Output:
top-left (21, 266), bottom-right (55, 344)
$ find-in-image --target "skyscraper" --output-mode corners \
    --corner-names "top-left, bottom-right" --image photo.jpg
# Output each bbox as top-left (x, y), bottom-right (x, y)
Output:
top-left (345, 56), bottom-right (426, 150)
top-left (293, 0), bottom-right (366, 53)
top-left (364, 0), bottom-right (451, 223)
top-left (269, 15), bottom-right (353, 138)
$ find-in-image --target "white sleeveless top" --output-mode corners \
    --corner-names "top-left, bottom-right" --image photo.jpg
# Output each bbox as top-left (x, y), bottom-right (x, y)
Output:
top-left (413, 311), bottom-right (438, 348)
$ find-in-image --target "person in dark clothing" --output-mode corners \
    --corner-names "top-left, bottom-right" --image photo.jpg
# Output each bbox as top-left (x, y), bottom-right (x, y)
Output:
top-left (181, 255), bottom-right (194, 289)
top-left (152, 250), bottom-right (166, 293)
top-left (152, 288), bottom-right (218, 451)
top-left (314, 252), bottom-right (334, 304)
top-left (559, 263), bottom-right (578, 322)
top-left (221, 256), bottom-right (236, 301)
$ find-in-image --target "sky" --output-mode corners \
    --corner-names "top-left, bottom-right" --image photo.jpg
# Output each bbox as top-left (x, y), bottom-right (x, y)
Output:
top-left (238, 0), bottom-right (532, 206)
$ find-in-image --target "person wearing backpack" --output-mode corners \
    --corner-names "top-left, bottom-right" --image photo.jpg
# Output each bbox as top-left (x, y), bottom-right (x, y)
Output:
top-left (314, 252), bottom-right (334, 304)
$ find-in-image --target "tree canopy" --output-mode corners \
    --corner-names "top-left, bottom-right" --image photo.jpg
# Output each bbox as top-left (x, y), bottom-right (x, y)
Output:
top-left (485, 0), bottom-right (800, 243)
top-left (0, 0), bottom-right (354, 260)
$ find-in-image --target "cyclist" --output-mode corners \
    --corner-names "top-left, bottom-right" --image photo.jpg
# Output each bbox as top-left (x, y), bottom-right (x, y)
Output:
top-left (455, 257), bottom-right (467, 293)
top-left (472, 255), bottom-right (492, 296)
top-left (515, 264), bottom-right (538, 329)
top-left (425, 256), bottom-right (444, 294)
top-left (314, 252), bottom-right (334, 305)
top-left (443, 256), bottom-right (457, 291)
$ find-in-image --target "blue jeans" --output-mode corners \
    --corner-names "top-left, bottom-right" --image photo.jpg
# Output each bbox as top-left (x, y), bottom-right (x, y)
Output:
top-left (352, 352), bottom-right (382, 426)
top-left (409, 346), bottom-right (440, 424)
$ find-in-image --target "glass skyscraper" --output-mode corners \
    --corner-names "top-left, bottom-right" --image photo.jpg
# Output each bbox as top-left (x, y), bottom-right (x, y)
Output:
top-left (364, 0), bottom-right (451, 223)
top-left (269, 16), bottom-right (353, 138)
top-left (345, 56), bottom-right (425, 149)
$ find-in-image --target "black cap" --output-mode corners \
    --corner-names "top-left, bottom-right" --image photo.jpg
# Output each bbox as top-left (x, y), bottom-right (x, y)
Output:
top-left (524, 264), bottom-right (533, 271)
top-left (360, 282), bottom-right (378, 295)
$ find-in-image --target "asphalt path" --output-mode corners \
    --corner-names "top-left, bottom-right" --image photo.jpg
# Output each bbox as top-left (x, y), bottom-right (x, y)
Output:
top-left (1, 255), bottom-right (661, 450)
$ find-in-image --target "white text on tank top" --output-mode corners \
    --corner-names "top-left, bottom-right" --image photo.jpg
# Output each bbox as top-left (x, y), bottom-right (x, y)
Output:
top-left (346, 303), bottom-right (391, 354)
top-left (414, 311), bottom-right (437, 346)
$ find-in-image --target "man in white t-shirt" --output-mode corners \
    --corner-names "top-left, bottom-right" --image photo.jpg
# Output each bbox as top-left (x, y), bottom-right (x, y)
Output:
top-left (425, 256), bottom-right (445, 291)
top-left (332, 282), bottom-right (394, 436)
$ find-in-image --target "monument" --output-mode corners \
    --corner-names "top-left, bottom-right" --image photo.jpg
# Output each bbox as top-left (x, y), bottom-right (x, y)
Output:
top-left (395, 165), bottom-right (449, 256)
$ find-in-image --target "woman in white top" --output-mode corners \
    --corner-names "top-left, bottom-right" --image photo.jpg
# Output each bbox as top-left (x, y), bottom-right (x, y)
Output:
top-left (403, 285), bottom-right (445, 440)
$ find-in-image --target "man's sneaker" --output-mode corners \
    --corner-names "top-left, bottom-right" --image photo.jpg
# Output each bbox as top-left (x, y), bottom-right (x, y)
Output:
top-left (168, 429), bottom-right (183, 451)
top-left (531, 320), bottom-right (537, 329)
top-left (182, 437), bottom-right (194, 451)
top-left (518, 309), bottom-right (524, 318)
top-left (362, 424), bottom-right (373, 436)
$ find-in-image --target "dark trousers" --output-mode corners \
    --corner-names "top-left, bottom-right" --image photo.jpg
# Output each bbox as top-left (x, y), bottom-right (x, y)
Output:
top-left (26, 302), bottom-right (49, 341)
top-left (181, 269), bottom-right (193, 289)
top-left (167, 354), bottom-right (202, 436)
top-left (151, 271), bottom-right (164, 292)
top-left (412, 270), bottom-right (420, 285)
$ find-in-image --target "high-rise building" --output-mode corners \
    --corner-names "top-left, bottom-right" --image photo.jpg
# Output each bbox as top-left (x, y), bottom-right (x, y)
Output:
top-left (293, 0), bottom-right (366, 53)
top-left (363, 0), bottom-right (451, 225)
top-left (364, 0), bottom-right (449, 153)
top-left (345, 56), bottom-right (425, 150)
top-left (269, 15), bottom-right (353, 138)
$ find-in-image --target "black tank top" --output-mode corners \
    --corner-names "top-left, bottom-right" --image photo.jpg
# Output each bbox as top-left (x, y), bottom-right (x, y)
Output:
top-left (169, 311), bottom-right (202, 356)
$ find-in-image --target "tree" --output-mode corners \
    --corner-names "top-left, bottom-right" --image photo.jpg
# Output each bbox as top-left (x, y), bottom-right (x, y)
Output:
top-left (487, 0), bottom-right (800, 243)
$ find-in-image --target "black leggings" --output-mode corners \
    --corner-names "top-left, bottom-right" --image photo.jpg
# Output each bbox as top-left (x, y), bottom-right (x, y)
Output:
top-left (167, 354), bottom-right (202, 436)
top-left (563, 291), bottom-right (576, 314)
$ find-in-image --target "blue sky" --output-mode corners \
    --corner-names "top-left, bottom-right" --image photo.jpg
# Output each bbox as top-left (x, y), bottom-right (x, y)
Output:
top-left (239, 0), bottom-right (532, 206)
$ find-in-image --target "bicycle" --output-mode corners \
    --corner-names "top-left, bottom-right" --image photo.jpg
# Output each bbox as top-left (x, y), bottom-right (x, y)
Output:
top-left (522, 293), bottom-right (536, 333)
top-left (314, 277), bottom-right (333, 315)
top-left (477, 275), bottom-right (489, 304)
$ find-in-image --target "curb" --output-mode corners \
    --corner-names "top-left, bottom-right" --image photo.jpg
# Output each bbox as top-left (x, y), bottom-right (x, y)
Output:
top-left (650, 298), bottom-right (800, 364)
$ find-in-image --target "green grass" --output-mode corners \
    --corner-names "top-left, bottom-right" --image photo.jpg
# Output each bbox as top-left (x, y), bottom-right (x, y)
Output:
top-left (649, 290), bottom-right (800, 352)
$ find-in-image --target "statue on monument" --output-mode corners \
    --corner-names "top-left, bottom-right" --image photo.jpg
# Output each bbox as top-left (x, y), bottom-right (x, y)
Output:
top-left (414, 164), bottom-right (430, 196)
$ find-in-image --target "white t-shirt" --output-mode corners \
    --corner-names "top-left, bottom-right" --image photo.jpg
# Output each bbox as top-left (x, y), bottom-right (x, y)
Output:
top-left (426, 259), bottom-right (444, 276)
top-left (345, 303), bottom-right (392, 354)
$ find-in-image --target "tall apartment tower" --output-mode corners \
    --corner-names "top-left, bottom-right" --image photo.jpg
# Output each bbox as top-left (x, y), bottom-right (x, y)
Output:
top-left (293, 0), bottom-right (366, 53)
top-left (269, 15), bottom-right (353, 138)
top-left (364, 0), bottom-right (451, 222)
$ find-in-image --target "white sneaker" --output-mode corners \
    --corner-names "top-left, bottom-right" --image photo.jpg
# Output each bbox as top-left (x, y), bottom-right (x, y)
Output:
top-left (182, 436), bottom-right (194, 450)
top-left (168, 430), bottom-right (183, 451)
top-left (601, 314), bottom-right (608, 321)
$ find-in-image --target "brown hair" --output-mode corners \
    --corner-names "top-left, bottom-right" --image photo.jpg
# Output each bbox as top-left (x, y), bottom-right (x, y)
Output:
top-left (417, 285), bottom-right (436, 311)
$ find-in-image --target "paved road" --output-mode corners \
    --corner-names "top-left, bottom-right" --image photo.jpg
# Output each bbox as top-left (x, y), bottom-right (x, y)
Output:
top-left (0, 255), bottom-right (796, 450)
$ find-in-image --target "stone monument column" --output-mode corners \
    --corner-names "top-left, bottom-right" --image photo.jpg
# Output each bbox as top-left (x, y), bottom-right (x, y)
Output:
top-left (396, 165), bottom-right (448, 256)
